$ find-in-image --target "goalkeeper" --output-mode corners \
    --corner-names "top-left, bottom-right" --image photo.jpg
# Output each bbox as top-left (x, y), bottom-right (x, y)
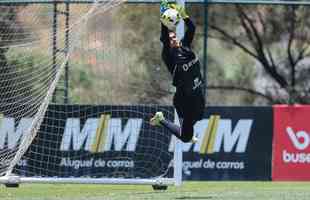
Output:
top-left (150, 1), bottom-right (205, 143)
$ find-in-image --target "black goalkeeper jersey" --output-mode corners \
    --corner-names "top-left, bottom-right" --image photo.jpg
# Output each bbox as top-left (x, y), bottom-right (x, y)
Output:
top-left (160, 18), bottom-right (203, 96)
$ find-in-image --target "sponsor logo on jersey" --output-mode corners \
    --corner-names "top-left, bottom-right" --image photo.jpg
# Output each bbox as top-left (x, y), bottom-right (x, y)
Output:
top-left (182, 57), bottom-right (198, 71)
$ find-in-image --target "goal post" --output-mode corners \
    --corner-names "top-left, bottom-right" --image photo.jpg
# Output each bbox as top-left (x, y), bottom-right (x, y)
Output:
top-left (0, 106), bottom-right (182, 187)
top-left (0, 0), bottom-right (183, 188)
top-left (172, 0), bottom-right (185, 187)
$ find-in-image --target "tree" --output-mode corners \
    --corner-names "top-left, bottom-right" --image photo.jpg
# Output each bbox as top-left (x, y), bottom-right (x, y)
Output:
top-left (0, 6), bottom-right (35, 117)
top-left (208, 4), bottom-right (310, 104)
top-left (0, 6), bottom-right (20, 114)
top-left (116, 5), bottom-right (172, 104)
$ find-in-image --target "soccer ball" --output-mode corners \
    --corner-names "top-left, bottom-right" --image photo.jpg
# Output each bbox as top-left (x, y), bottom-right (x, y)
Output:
top-left (160, 8), bottom-right (181, 30)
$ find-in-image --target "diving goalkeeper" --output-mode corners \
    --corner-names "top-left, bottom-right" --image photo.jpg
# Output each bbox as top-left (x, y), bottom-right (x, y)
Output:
top-left (150, 1), bottom-right (205, 143)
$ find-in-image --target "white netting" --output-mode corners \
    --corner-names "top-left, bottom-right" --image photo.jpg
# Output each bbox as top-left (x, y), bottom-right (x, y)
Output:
top-left (0, 2), bottom-right (175, 181)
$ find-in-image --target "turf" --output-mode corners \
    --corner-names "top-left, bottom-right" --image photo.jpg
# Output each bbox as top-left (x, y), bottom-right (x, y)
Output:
top-left (1, 181), bottom-right (310, 200)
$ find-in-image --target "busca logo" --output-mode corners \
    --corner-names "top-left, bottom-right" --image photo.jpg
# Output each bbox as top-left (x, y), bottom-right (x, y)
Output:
top-left (286, 127), bottom-right (310, 150)
top-left (169, 115), bottom-right (253, 154)
top-left (283, 126), bottom-right (310, 164)
top-left (272, 105), bottom-right (310, 180)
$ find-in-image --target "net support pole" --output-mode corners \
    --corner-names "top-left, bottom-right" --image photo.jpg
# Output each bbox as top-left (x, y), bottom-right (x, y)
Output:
top-left (173, 0), bottom-right (185, 187)
top-left (64, 2), bottom-right (70, 104)
top-left (203, 0), bottom-right (208, 100)
top-left (52, 2), bottom-right (58, 102)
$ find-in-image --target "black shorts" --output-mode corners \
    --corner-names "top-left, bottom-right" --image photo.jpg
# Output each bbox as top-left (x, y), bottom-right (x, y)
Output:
top-left (173, 89), bottom-right (205, 122)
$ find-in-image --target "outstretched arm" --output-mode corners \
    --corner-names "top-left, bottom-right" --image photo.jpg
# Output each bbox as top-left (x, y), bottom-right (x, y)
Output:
top-left (160, 0), bottom-right (170, 47)
top-left (160, 22), bottom-right (170, 47)
top-left (171, 4), bottom-right (195, 47)
top-left (182, 17), bottom-right (196, 47)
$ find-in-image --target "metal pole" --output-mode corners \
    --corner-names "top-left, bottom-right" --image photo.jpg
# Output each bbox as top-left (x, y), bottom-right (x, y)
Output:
top-left (52, 2), bottom-right (58, 103)
top-left (64, 2), bottom-right (70, 104)
top-left (203, 0), bottom-right (208, 102)
top-left (174, 0), bottom-right (184, 187)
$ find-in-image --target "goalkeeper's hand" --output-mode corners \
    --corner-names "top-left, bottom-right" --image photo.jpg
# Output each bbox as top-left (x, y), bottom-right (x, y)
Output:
top-left (160, 0), bottom-right (169, 15)
top-left (170, 4), bottom-right (189, 19)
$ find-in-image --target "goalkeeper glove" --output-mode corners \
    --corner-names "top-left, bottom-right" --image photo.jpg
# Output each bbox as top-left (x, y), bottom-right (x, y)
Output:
top-left (170, 4), bottom-right (189, 19)
top-left (160, 0), bottom-right (169, 15)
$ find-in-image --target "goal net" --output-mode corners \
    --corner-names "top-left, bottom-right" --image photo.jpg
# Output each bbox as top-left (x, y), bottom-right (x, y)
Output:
top-left (0, 1), bottom-right (182, 186)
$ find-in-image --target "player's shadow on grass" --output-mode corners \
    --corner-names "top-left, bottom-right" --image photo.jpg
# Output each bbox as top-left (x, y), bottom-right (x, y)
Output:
top-left (176, 196), bottom-right (212, 200)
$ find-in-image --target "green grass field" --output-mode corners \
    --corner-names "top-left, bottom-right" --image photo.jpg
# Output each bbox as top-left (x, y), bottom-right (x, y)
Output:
top-left (1, 181), bottom-right (310, 200)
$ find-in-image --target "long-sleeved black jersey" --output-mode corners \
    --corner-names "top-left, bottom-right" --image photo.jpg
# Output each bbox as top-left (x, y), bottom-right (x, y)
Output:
top-left (160, 18), bottom-right (203, 96)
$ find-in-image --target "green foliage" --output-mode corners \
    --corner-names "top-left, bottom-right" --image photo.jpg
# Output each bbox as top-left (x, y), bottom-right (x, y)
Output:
top-left (0, 47), bottom-right (51, 116)
top-left (112, 5), bottom-right (172, 104)
top-left (70, 4), bottom-right (261, 105)
top-left (5, 4), bottom-right (310, 106)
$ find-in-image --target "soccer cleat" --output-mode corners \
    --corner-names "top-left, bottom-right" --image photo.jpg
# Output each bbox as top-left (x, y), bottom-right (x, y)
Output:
top-left (150, 112), bottom-right (165, 126)
top-left (191, 136), bottom-right (198, 143)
